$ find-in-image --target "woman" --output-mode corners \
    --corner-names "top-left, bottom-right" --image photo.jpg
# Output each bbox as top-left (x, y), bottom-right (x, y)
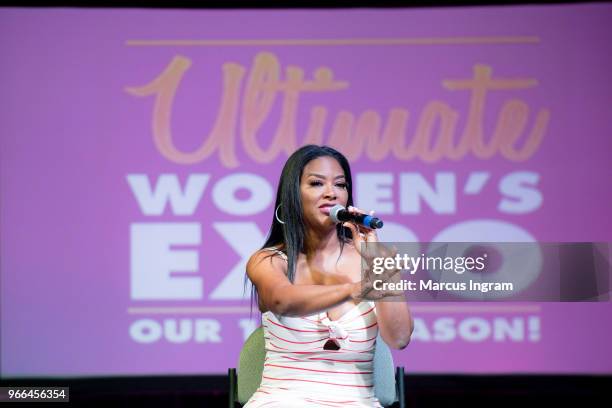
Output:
top-left (244, 145), bottom-right (413, 407)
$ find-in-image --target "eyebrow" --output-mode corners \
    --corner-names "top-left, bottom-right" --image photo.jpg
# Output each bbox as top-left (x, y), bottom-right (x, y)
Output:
top-left (306, 173), bottom-right (346, 180)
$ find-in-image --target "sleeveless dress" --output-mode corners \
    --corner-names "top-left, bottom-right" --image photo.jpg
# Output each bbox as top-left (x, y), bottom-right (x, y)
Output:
top-left (244, 249), bottom-right (383, 407)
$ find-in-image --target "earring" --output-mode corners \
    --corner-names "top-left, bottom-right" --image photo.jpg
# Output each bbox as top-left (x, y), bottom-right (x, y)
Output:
top-left (275, 204), bottom-right (285, 224)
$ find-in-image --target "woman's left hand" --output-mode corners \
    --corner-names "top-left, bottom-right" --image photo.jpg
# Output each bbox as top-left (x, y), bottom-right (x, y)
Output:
top-left (341, 206), bottom-right (401, 300)
top-left (342, 206), bottom-right (378, 247)
top-left (341, 206), bottom-right (389, 259)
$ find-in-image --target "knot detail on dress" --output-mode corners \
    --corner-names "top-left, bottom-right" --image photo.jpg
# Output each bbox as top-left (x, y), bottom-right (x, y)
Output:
top-left (324, 321), bottom-right (349, 350)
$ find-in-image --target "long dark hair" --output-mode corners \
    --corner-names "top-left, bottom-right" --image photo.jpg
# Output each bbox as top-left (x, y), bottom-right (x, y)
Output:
top-left (262, 145), bottom-right (353, 282)
top-left (248, 145), bottom-right (354, 305)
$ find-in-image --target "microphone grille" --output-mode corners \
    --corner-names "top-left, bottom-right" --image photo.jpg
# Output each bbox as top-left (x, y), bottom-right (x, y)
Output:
top-left (329, 204), bottom-right (345, 223)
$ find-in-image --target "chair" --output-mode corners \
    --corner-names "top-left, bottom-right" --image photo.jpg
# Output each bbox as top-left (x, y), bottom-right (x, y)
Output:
top-left (228, 327), bottom-right (406, 407)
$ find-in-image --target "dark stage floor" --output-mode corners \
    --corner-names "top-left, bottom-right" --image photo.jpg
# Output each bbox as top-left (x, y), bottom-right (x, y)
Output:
top-left (2, 374), bottom-right (610, 407)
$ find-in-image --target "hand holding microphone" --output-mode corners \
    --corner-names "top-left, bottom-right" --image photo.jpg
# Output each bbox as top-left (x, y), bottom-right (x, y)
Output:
top-left (329, 204), bottom-right (384, 229)
top-left (329, 203), bottom-right (386, 264)
top-left (330, 205), bottom-right (402, 301)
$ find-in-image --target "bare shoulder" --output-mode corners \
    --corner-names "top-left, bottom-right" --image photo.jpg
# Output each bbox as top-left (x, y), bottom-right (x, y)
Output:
top-left (246, 247), bottom-right (288, 280)
top-left (247, 247), bottom-right (292, 314)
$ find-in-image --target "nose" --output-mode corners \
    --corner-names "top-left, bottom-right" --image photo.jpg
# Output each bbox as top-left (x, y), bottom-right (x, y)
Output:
top-left (324, 183), bottom-right (337, 199)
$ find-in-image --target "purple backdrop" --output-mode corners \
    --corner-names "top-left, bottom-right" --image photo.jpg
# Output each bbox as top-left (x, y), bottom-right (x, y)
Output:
top-left (1, 4), bottom-right (612, 377)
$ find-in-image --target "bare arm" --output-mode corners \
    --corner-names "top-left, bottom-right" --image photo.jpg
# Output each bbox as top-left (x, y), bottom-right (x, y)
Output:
top-left (375, 297), bottom-right (414, 350)
top-left (247, 250), bottom-right (360, 317)
top-left (341, 211), bottom-right (414, 350)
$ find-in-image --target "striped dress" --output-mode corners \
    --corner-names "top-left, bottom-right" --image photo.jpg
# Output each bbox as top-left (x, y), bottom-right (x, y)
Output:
top-left (243, 301), bottom-right (382, 407)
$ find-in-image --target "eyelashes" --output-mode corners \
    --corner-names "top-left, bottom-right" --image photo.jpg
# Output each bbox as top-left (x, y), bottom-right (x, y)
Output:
top-left (308, 180), bottom-right (348, 189)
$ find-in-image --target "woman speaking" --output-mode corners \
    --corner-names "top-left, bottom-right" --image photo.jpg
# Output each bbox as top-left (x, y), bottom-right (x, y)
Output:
top-left (244, 145), bottom-right (413, 407)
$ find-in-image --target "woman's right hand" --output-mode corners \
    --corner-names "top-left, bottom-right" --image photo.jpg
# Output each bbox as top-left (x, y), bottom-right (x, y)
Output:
top-left (349, 264), bottom-right (404, 301)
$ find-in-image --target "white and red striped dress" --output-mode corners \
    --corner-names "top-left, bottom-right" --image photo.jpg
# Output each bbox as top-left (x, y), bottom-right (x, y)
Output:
top-left (244, 300), bottom-right (382, 407)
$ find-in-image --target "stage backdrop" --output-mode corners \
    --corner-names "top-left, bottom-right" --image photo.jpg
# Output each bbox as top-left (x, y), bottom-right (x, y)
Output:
top-left (1, 4), bottom-right (612, 377)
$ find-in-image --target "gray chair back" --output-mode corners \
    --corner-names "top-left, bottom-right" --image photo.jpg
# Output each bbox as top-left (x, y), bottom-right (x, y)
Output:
top-left (373, 334), bottom-right (398, 406)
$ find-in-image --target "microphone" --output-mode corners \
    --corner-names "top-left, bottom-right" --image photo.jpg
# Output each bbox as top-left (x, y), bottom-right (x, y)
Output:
top-left (329, 205), bottom-right (384, 229)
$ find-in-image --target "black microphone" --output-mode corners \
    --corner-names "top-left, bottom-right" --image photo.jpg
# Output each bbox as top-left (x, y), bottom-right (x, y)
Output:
top-left (329, 205), bottom-right (384, 229)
